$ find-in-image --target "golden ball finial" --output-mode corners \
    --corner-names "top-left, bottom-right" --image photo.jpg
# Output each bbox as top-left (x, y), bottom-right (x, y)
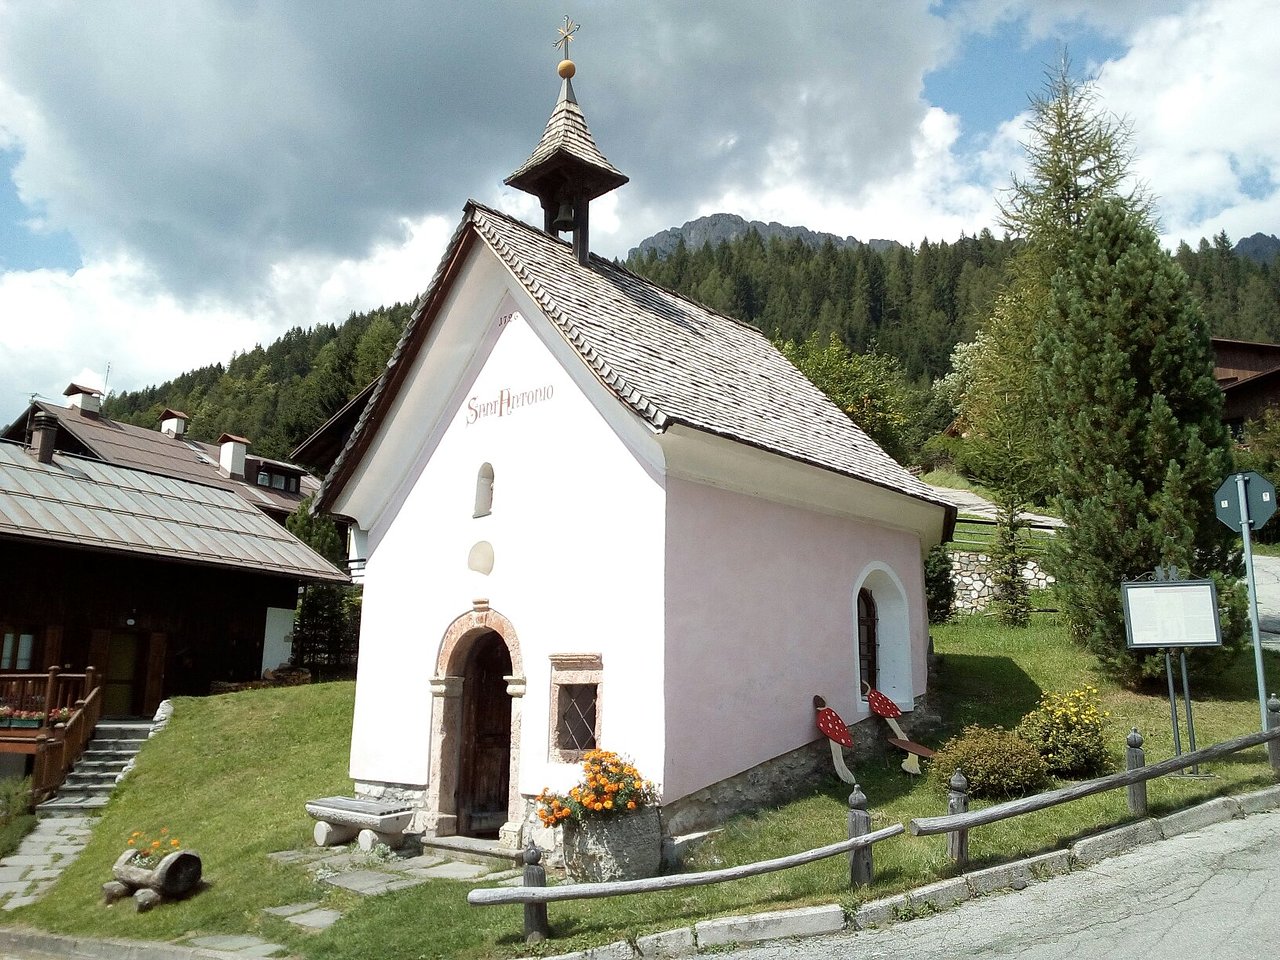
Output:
top-left (558, 58), bottom-right (576, 79)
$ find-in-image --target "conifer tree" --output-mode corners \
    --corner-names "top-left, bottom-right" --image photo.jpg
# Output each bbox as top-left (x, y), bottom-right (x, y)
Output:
top-left (962, 57), bottom-right (1149, 505)
top-left (1038, 198), bottom-right (1240, 683)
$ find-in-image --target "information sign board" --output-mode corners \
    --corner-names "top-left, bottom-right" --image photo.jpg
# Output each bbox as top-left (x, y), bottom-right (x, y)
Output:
top-left (1121, 580), bottom-right (1222, 649)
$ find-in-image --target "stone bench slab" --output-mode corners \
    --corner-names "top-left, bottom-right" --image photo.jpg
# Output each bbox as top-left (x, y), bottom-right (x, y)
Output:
top-left (306, 796), bottom-right (415, 847)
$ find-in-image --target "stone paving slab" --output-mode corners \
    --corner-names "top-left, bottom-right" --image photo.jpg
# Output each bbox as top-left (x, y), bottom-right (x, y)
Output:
top-left (380, 854), bottom-right (446, 872)
top-left (321, 869), bottom-right (426, 895)
top-left (418, 859), bottom-right (490, 880)
top-left (263, 901), bottom-right (320, 917)
top-left (286, 908), bottom-right (343, 930)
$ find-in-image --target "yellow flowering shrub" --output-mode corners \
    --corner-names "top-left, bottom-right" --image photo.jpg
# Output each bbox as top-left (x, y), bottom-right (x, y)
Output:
top-left (1016, 686), bottom-right (1111, 777)
top-left (125, 826), bottom-right (181, 868)
top-left (536, 749), bottom-right (656, 826)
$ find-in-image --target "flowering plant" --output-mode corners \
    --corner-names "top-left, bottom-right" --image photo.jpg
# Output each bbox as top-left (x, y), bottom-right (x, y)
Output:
top-left (13, 710), bottom-right (44, 721)
top-left (126, 827), bottom-right (181, 868)
top-left (536, 749), bottom-right (656, 827)
top-left (49, 707), bottom-right (73, 723)
top-left (1016, 686), bottom-right (1111, 778)
top-left (0, 705), bottom-right (11, 719)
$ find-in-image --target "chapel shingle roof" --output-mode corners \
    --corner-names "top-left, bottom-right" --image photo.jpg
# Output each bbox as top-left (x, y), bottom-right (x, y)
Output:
top-left (318, 202), bottom-right (951, 516)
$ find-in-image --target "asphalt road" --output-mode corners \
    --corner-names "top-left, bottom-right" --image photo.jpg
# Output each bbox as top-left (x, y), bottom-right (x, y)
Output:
top-left (1250, 553), bottom-right (1280, 651)
top-left (718, 810), bottom-right (1280, 960)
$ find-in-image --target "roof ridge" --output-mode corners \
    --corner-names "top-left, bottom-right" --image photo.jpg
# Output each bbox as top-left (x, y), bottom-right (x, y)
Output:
top-left (470, 210), bottom-right (667, 428)
top-left (466, 202), bottom-right (766, 338)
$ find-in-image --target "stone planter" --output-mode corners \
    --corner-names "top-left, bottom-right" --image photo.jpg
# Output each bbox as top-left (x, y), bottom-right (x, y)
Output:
top-left (562, 806), bottom-right (662, 882)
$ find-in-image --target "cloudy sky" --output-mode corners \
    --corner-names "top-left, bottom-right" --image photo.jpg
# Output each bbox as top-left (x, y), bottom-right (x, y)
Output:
top-left (1, 0), bottom-right (1277, 404)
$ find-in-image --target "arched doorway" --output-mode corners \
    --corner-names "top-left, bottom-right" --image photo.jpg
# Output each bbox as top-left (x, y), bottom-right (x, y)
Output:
top-left (426, 602), bottom-right (525, 844)
top-left (457, 630), bottom-right (512, 837)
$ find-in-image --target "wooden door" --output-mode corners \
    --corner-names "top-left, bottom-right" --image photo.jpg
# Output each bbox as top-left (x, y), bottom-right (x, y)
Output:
top-left (103, 632), bottom-right (144, 716)
top-left (458, 631), bottom-right (512, 838)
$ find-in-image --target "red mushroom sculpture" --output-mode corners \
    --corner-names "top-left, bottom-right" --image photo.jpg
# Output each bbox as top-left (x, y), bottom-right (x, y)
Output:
top-left (813, 695), bottom-right (856, 784)
top-left (863, 683), bottom-right (931, 775)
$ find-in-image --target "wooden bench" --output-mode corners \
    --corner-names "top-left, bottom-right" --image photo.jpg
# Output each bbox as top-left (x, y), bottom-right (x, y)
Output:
top-left (887, 737), bottom-right (935, 775)
top-left (305, 796), bottom-right (415, 851)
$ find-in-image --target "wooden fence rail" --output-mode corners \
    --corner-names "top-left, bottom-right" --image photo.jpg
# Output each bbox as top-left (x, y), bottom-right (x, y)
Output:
top-left (911, 707), bottom-right (1280, 848)
top-left (470, 786), bottom-right (902, 943)
top-left (468, 823), bottom-right (904, 908)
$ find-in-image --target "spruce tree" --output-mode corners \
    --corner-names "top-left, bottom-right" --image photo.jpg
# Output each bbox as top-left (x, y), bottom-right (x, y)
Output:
top-left (962, 57), bottom-right (1149, 505)
top-left (1039, 198), bottom-right (1240, 683)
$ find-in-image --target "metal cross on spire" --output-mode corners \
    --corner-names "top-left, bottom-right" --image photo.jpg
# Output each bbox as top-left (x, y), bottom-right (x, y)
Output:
top-left (554, 15), bottom-right (579, 56)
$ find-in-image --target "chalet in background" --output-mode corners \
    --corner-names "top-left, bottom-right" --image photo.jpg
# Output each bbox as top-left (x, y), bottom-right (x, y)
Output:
top-left (0, 396), bottom-right (346, 740)
top-left (1212, 337), bottom-right (1280, 431)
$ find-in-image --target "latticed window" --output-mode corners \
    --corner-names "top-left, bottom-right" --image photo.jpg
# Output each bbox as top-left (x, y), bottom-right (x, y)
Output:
top-left (548, 654), bottom-right (602, 761)
top-left (858, 588), bottom-right (878, 695)
top-left (558, 684), bottom-right (597, 751)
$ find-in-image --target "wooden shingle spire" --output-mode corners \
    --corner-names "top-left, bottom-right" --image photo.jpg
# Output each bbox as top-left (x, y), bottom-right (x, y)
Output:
top-left (505, 18), bottom-right (628, 266)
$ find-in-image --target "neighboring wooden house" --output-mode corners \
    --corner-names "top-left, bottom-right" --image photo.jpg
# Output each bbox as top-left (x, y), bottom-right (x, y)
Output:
top-left (316, 62), bottom-right (954, 846)
top-left (2, 385), bottom-right (317, 525)
top-left (0, 417), bottom-right (346, 719)
top-left (1212, 337), bottom-right (1280, 430)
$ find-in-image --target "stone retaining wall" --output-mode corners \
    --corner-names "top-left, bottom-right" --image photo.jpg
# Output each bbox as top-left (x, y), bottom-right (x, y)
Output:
top-left (949, 550), bottom-right (1054, 614)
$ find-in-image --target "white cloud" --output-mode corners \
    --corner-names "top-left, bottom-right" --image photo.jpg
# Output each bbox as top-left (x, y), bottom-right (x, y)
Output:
top-left (700, 106), bottom-right (1004, 244)
top-left (0, 213), bottom-right (453, 402)
top-left (1095, 0), bottom-right (1280, 245)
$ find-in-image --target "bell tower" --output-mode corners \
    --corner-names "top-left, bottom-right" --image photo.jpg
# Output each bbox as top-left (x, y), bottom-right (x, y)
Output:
top-left (504, 18), bottom-right (628, 267)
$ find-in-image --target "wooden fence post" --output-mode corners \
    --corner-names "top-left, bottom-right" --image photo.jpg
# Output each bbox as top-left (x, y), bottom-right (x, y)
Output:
top-left (947, 769), bottom-right (969, 867)
top-left (1267, 695), bottom-right (1280, 778)
top-left (847, 783), bottom-right (872, 887)
top-left (1126, 728), bottom-right (1147, 816)
top-left (522, 844), bottom-right (550, 943)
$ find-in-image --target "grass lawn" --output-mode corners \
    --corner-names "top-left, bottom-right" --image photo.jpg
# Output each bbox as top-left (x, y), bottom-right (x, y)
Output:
top-left (6, 616), bottom-right (1278, 959)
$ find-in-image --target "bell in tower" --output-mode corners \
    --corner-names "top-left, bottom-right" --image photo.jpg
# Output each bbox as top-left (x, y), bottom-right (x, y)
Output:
top-left (504, 19), bottom-right (628, 267)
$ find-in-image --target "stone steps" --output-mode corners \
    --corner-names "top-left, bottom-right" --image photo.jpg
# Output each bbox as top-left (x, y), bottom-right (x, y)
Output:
top-left (37, 720), bottom-right (151, 819)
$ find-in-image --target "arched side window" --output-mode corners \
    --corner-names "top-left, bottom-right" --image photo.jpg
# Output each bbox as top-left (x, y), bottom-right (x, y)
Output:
top-left (474, 463), bottom-right (494, 518)
top-left (857, 588), bottom-right (878, 696)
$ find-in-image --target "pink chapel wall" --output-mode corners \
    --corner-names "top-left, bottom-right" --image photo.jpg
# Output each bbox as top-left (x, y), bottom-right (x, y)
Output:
top-left (661, 475), bottom-right (929, 802)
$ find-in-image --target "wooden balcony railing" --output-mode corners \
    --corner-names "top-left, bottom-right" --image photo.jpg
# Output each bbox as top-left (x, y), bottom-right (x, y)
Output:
top-left (0, 667), bottom-right (103, 798)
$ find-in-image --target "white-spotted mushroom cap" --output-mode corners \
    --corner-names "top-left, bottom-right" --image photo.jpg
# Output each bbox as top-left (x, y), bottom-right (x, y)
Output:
top-left (866, 687), bottom-right (902, 719)
top-left (813, 695), bottom-right (854, 748)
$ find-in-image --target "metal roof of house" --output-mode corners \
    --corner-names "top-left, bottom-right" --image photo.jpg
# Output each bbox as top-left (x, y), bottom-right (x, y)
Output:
top-left (0, 441), bottom-right (346, 582)
top-left (5, 402), bottom-right (317, 516)
top-left (319, 201), bottom-right (952, 519)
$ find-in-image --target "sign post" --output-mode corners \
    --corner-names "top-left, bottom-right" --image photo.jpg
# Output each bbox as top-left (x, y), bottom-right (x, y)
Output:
top-left (1214, 471), bottom-right (1276, 731)
top-left (1122, 573), bottom-right (1221, 769)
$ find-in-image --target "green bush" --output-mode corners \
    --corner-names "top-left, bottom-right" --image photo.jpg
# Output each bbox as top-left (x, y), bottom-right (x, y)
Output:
top-left (925, 545), bottom-right (955, 624)
top-left (0, 776), bottom-right (34, 860)
top-left (930, 725), bottom-right (1049, 799)
top-left (1016, 687), bottom-right (1110, 777)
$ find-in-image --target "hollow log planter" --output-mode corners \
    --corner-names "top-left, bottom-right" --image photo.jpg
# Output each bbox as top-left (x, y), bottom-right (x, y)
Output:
top-left (103, 849), bottom-right (203, 912)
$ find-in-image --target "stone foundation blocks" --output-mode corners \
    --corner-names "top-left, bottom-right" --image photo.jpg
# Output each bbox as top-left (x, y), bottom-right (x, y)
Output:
top-left (694, 904), bottom-right (845, 947)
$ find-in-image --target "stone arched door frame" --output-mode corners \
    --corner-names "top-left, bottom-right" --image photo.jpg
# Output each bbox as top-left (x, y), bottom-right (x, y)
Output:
top-left (425, 600), bottom-right (525, 847)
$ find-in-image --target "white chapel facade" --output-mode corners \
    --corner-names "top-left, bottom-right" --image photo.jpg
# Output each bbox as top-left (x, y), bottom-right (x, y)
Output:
top-left (317, 57), bottom-right (955, 847)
